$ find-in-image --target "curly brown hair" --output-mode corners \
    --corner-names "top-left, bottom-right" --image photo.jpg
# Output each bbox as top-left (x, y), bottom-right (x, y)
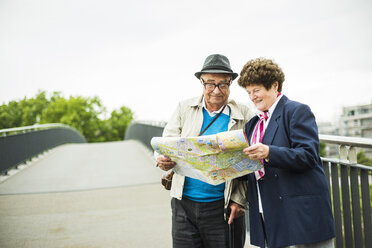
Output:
top-left (237, 58), bottom-right (285, 92)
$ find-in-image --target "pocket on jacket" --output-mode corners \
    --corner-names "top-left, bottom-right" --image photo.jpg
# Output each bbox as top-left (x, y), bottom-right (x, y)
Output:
top-left (283, 195), bottom-right (322, 235)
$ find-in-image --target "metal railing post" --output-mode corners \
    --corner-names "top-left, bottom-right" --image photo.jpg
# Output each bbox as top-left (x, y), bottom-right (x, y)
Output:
top-left (320, 134), bottom-right (372, 248)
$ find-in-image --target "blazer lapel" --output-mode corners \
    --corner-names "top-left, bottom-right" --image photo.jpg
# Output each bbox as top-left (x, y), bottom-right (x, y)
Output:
top-left (262, 95), bottom-right (287, 145)
top-left (245, 116), bottom-right (259, 146)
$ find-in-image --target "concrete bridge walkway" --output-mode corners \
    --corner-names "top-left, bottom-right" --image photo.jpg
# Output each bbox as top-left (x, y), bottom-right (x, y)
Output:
top-left (0, 140), bottom-right (254, 248)
top-left (0, 140), bottom-right (171, 248)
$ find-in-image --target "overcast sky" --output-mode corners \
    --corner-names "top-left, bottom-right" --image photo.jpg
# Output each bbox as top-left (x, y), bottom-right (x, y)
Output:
top-left (1, 0), bottom-right (371, 125)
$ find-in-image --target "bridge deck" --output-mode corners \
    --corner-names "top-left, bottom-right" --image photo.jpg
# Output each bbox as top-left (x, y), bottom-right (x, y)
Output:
top-left (0, 140), bottom-right (161, 194)
top-left (0, 140), bottom-right (254, 247)
top-left (0, 140), bottom-right (172, 248)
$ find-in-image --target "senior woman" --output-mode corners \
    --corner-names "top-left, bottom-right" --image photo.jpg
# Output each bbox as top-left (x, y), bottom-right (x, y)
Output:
top-left (238, 58), bottom-right (335, 248)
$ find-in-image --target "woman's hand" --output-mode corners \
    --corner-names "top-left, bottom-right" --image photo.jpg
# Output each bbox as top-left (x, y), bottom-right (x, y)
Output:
top-left (157, 155), bottom-right (176, 171)
top-left (243, 143), bottom-right (269, 161)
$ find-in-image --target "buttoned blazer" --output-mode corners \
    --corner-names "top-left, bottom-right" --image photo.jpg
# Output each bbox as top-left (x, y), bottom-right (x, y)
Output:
top-left (244, 95), bottom-right (335, 248)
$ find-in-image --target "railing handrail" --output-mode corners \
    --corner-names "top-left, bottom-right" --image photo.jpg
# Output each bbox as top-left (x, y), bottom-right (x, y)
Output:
top-left (319, 134), bottom-right (372, 149)
top-left (124, 121), bottom-right (165, 150)
top-left (0, 123), bottom-right (79, 135)
top-left (321, 157), bottom-right (372, 171)
top-left (131, 120), bottom-right (167, 128)
top-left (0, 123), bottom-right (86, 175)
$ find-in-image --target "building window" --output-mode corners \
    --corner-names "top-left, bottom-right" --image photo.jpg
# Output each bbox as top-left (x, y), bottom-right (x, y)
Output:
top-left (362, 129), bottom-right (372, 138)
top-left (360, 108), bottom-right (370, 114)
top-left (361, 119), bottom-right (372, 127)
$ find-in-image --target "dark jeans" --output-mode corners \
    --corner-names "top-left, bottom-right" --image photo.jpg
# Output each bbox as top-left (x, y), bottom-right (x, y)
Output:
top-left (171, 197), bottom-right (246, 248)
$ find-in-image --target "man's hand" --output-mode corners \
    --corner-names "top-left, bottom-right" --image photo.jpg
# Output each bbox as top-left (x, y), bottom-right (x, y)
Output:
top-left (243, 143), bottom-right (269, 161)
top-left (228, 202), bottom-right (245, 224)
top-left (157, 155), bottom-right (176, 171)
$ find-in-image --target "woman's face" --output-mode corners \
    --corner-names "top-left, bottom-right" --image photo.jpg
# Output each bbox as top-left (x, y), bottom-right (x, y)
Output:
top-left (245, 82), bottom-right (279, 112)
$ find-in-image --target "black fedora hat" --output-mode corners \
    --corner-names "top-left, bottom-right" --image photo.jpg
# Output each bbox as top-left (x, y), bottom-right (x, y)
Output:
top-left (195, 54), bottom-right (238, 80)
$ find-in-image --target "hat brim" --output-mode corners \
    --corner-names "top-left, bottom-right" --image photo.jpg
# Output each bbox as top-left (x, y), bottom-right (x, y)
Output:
top-left (195, 70), bottom-right (238, 80)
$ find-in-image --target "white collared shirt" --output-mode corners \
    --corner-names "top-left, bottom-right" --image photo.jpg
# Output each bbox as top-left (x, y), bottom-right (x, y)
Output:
top-left (252, 93), bottom-right (283, 215)
top-left (254, 93), bottom-right (283, 133)
top-left (202, 97), bottom-right (230, 117)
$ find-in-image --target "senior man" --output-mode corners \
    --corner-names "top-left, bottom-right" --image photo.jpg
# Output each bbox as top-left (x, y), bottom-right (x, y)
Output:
top-left (157, 54), bottom-right (253, 248)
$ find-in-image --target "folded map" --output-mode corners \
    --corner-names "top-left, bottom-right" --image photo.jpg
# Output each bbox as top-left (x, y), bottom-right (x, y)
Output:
top-left (151, 129), bottom-right (262, 185)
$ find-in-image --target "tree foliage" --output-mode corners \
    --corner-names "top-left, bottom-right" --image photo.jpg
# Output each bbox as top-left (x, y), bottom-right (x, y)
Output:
top-left (0, 91), bottom-right (49, 128)
top-left (0, 91), bottom-right (133, 142)
top-left (357, 150), bottom-right (372, 166)
top-left (319, 142), bottom-right (326, 157)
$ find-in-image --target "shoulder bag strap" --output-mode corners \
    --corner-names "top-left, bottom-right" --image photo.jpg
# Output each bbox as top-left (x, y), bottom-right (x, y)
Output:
top-left (198, 104), bottom-right (227, 136)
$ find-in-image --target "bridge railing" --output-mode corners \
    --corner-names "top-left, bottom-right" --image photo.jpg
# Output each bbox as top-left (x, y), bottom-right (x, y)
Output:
top-left (0, 124), bottom-right (86, 175)
top-left (124, 121), bottom-right (165, 150)
top-left (319, 135), bottom-right (372, 248)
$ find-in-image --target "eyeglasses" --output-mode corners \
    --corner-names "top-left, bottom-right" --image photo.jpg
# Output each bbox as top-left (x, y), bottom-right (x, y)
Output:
top-left (201, 78), bottom-right (231, 91)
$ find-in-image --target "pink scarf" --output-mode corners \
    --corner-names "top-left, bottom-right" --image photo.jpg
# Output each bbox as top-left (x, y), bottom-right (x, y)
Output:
top-left (252, 92), bottom-right (281, 180)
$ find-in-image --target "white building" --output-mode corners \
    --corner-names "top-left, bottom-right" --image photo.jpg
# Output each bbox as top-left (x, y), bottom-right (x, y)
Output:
top-left (317, 121), bottom-right (339, 135)
top-left (339, 101), bottom-right (372, 138)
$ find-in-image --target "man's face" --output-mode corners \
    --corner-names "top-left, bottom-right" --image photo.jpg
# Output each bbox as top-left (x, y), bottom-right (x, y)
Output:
top-left (200, 73), bottom-right (231, 109)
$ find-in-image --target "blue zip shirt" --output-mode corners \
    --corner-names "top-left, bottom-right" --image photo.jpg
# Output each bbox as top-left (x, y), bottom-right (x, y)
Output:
top-left (182, 107), bottom-right (230, 202)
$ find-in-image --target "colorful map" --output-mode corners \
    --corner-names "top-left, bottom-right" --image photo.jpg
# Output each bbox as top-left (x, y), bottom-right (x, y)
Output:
top-left (151, 129), bottom-right (262, 185)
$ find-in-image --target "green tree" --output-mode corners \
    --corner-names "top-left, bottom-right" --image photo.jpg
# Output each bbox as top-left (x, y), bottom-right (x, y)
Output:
top-left (319, 142), bottom-right (327, 157)
top-left (357, 150), bottom-right (372, 166)
top-left (40, 95), bottom-right (106, 142)
top-left (0, 100), bottom-right (22, 129)
top-left (0, 91), bottom-right (134, 142)
top-left (0, 91), bottom-right (50, 129)
top-left (20, 91), bottom-right (50, 126)
top-left (106, 106), bottom-right (134, 141)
